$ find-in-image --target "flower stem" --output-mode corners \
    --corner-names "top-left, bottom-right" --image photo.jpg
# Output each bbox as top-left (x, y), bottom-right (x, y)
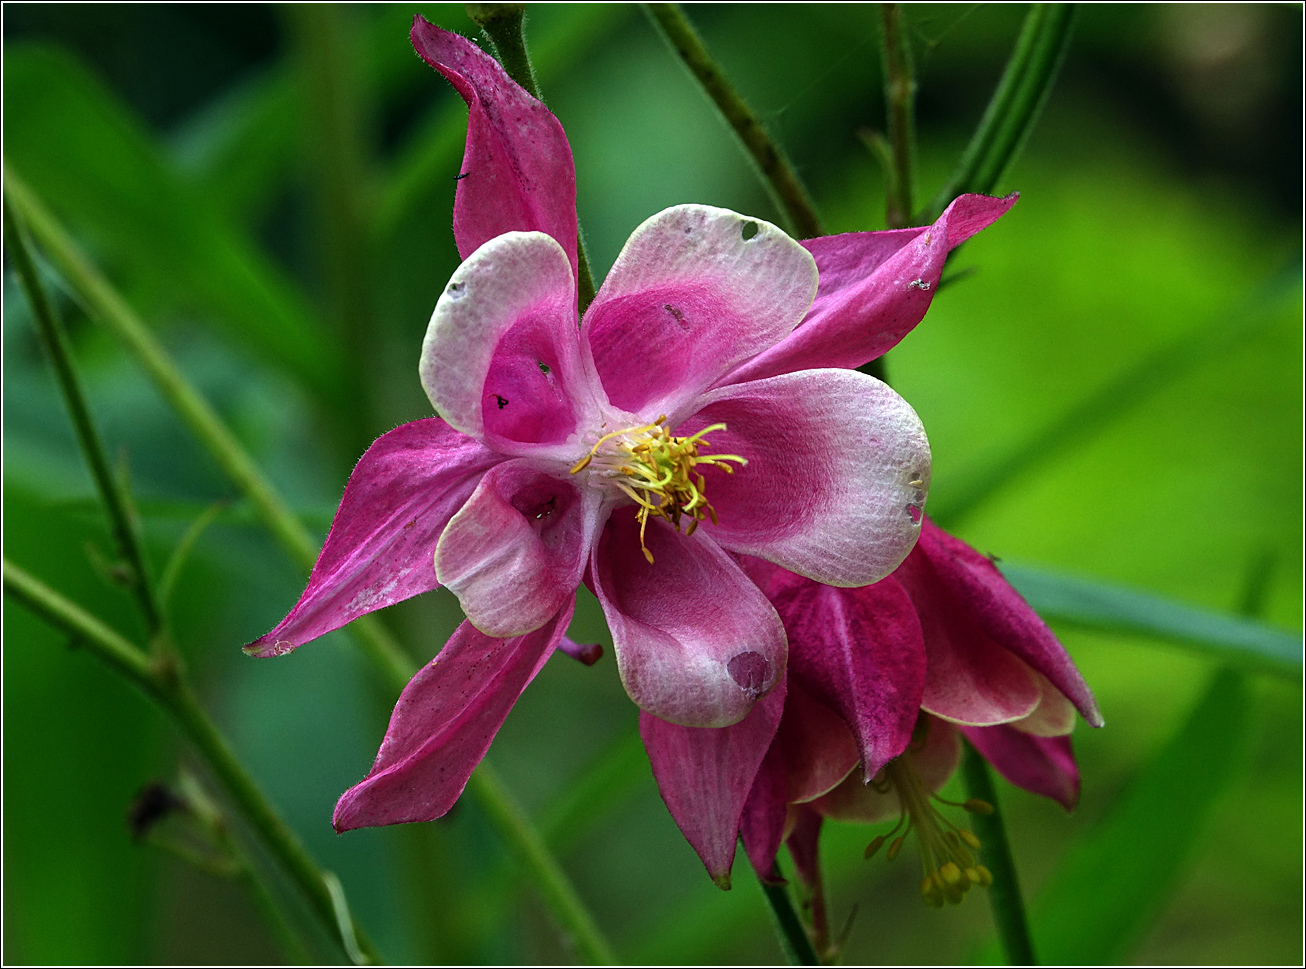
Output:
top-left (5, 164), bottom-right (615, 964)
top-left (879, 4), bottom-right (916, 230)
top-left (759, 875), bottom-right (821, 966)
top-left (468, 2), bottom-right (598, 312)
top-left (2, 559), bottom-right (381, 965)
top-left (2, 193), bottom-right (165, 642)
top-left (960, 741), bottom-right (1037, 966)
top-left (920, 3), bottom-right (1076, 224)
top-left (468, 765), bottom-right (619, 965)
top-left (644, 3), bottom-right (824, 239)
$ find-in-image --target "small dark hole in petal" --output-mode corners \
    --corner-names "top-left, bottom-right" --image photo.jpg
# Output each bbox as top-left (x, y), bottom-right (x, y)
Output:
top-left (447, 281), bottom-right (466, 298)
top-left (907, 504), bottom-right (922, 524)
top-left (741, 220), bottom-right (760, 241)
top-left (727, 651), bottom-right (772, 697)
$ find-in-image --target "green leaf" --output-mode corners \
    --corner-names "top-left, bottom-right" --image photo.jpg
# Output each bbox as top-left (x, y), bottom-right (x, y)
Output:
top-left (1019, 668), bottom-right (1253, 964)
top-left (1001, 562), bottom-right (1302, 677)
top-left (2, 45), bottom-right (345, 403)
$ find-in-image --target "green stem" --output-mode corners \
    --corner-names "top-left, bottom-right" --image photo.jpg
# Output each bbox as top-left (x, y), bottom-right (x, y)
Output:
top-left (5, 163), bottom-right (614, 962)
top-left (961, 742), bottom-right (1037, 966)
top-left (3, 559), bottom-right (380, 964)
top-left (468, 766), bottom-right (618, 964)
top-left (644, 3), bottom-right (824, 239)
top-left (2, 194), bottom-right (165, 640)
top-left (290, 3), bottom-right (377, 459)
top-left (921, 3), bottom-right (1076, 223)
top-left (879, 4), bottom-right (916, 230)
top-left (467, 3), bottom-right (599, 312)
top-left (759, 877), bottom-right (821, 966)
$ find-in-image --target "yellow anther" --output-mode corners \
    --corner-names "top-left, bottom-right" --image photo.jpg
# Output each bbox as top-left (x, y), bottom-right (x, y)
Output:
top-left (939, 862), bottom-right (964, 887)
top-left (958, 828), bottom-right (981, 850)
top-left (974, 865), bottom-right (993, 888)
top-left (864, 835), bottom-right (886, 860)
top-left (963, 798), bottom-right (994, 815)
top-left (886, 836), bottom-right (905, 861)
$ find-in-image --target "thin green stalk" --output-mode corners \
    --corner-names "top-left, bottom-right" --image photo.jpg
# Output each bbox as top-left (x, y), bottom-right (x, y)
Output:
top-left (644, 3), bottom-right (824, 239)
top-left (961, 742), bottom-right (1036, 966)
top-left (6, 163), bottom-right (616, 963)
top-left (290, 3), bottom-right (377, 459)
top-left (760, 878), bottom-right (821, 966)
top-left (3, 559), bottom-right (379, 964)
top-left (469, 766), bottom-right (618, 965)
top-left (467, 2), bottom-right (599, 311)
top-left (3, 194), bottom-right (164, 640)
top-left (921, 4), bottom-right (1076, 223)
top-left (879, 4), bottom-right (916, 230)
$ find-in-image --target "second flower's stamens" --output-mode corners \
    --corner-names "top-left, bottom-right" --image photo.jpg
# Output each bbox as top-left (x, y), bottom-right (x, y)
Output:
top-left (571, 417), bottom-right (746, 562)
top-left (865, 733), bottom-right (994, 908)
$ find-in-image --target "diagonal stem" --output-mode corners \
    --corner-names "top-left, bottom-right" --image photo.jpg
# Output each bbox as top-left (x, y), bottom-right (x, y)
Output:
top-left (760, 875), bottom-right (822, 966)
top-left (961, 741), bottom-right (1037, 965)
top-left (644, 3), bottom-right (824, 239)
top-left (879, 4), bottom-right (916, 229)
top-left (920, 4), bottom-right (1076, 223)
top-left (5, 163), bottom-right (618, 966)
top-left (3, 193), bottom-right (165, 643)
top-left (3, 559), bottom-right (381, 965)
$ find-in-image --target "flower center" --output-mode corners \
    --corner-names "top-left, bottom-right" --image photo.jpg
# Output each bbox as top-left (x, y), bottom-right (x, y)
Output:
top-left (570, 416), bottom-right (746, 563)
top-left (864, 731), bottom-right (994, 907)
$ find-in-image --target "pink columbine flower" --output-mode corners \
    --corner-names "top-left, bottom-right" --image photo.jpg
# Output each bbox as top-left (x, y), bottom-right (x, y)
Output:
top-left (246, 18), bottom-right (1016, 832)
top-left (650, 516), bottom-right (1101, 892)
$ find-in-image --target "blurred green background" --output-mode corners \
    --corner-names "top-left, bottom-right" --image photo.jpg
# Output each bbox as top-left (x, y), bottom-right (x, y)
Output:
top-left (3, 3), bottom-right (1301, 965)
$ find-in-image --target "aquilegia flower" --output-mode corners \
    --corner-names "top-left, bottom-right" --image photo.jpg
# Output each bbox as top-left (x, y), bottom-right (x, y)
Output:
top-left (247, 18), bottom-right (1016, 832)
top-left (682, 517), bottom-right (1100, 900)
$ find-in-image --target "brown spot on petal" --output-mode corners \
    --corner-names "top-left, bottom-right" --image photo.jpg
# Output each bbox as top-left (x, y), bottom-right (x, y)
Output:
top-left (727, 651), bottom-right (772, 697)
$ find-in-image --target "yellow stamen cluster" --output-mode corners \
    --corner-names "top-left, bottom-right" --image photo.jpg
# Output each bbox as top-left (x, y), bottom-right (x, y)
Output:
top-left (864, 755), bottom-right (994, 908)
top-left (570, 417), bottom-right (746, 563)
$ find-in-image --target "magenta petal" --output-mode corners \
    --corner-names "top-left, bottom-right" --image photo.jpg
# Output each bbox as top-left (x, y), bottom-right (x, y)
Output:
top-left (583, 205), bottom-right (817, 419)
top-left (246, 419), bottom-right (498, 657)
top-left (409, 17), bottom-right (578, 275)
top-left (640, 676), bottom-right (786, 888)
top-left (739, 743), bottom-right (789, 883)
top-left (773, 682), bottom-right (860, 804)
top-left (784, 806), bottom-right (824, 893)
top-left (435, 460), bottom-right (600, 638)
top-left (916, 519), bottom-right (1103, 727)
top-left (333, 604), bottom-right (572, 830)
top-left (592, 509), bottom-right (786, 728)
top-left (961, 723), bottom-right (1080, 810)
top-left (767, 568), bottom-right (926, 778)
top-left (420, 232), bottom-right (581, 447)
top-left (685, 369), bottom-right (931, 587)
top-left (724, 193), bottom-right (1017, 383)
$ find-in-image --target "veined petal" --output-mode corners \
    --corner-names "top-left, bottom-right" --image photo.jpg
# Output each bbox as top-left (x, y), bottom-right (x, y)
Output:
top-left (421, 231), bottom-right (586, 449)
top-left (784, 806), bottom-right (825, 893)
top-left (435, 460), bottom-right (600, 638)
top-left (592, 509), bottom-right (787, 728)
top-left (724, 193), bottom-right (1018, 383)
top-left (333, 605), bottom-right (572, 831)
top-left (246, 419), bottom-right (497, 658)
top-left (773, 681), bottom-right (860, 804)
top-left (763, 565), bottom-right (926, 777)
top-left (582, 205), bottom-right (817, 420)
top-left (640, 677), bottom-right (786, 888)
top-left (685, 369), bottom-right (931, 587)
top-left (961, 724), bottom-right (1080, 810)
top-left (410, 17), bottom-right (579, 275)
top-left (916, 519), bottom-right (1103, 727)
top-left (739, 744), bottom-right (789, 882)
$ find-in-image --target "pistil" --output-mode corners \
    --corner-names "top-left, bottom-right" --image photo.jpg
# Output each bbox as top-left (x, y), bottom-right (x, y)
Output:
top-left (570, 417), bottom-right (746, 562)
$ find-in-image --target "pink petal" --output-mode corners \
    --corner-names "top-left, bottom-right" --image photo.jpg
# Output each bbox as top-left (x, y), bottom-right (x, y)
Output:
top-left (683, 369), bottom-right (931, 586)
top-left (409, 17), bottom-right (578, 276)
top-left (1011, 673), bottom-right (1078, 737)
top-left (724, 193), bottom-right (1017, 383)
top-left (420, 231), bottom-right (588, 451)
top-left (916, 519), bottom-right (1103, 727)
top-left (772, 681), bottom-right (860, 804)
top-left (333, 604), bottom-right (572, 830)
top-left (246, 419), bottom-right (498, 657)
top-left (640, 676), bottom-right (786, 888)
top-left (591, 508), bottom-right (787, 728)
top-left (764, 565), bottom-right (926, 777)
top-left (435, 460), bottom-right (600, 637)
top-left (784, 806), bottom-right (824, 892)
top-left (582, 205), bottom-right (817, 419)
top-left (961, 724), bottom-right (1080, 810)
top-left (739, 743), bottom-right (789, 882)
